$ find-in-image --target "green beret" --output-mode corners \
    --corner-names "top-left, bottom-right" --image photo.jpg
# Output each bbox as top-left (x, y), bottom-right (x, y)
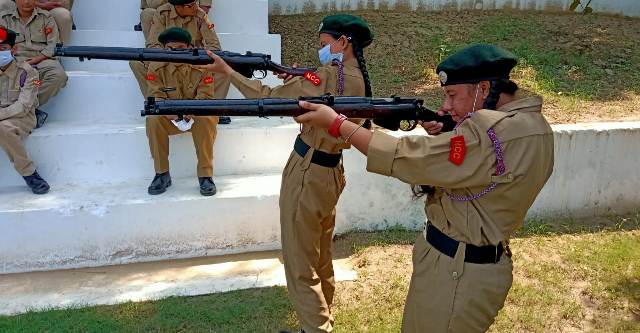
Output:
top-left (319, 14), bottom-right (374, 48)
top-left (0, 27), bottom-right (16, 47)
top-left (158, 27), bottom-right (192, 46)
top-left (436, 44), bottom-right (518, 86)
top-left (168, 0), bottom-right (195, 5)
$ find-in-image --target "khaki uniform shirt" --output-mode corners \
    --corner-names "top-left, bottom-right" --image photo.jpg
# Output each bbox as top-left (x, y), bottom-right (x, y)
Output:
top-left (0, 8), bottom-right (59, 59)
top-left (146, 3), bottom-right (220, 49)
top-left (230, 58), bottom-right (366, 154)
top-left (367, 93), bottom-right (554, 246)
top-left (0, 60), bottom-right (39, 121)
top-left (146, 62), bottom-right (214, 100)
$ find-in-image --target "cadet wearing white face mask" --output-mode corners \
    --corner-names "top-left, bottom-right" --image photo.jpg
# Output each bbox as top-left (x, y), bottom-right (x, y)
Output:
top-left (0, 27), bottom-right (50, 195)
top-left (200, 14), bottom-right (373, 333)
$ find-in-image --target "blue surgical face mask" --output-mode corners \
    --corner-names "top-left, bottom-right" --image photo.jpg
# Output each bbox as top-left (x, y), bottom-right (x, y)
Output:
top-left (318, 43), bottom-right (343, 65)
top-left (0, 50), bottom-right (13, 67)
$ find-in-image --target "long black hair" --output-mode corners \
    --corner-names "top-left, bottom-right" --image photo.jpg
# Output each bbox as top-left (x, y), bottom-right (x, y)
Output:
top-left (327, 33), bottom-right (372, 97)
top-left (411, 79), bottom-right (519, 199)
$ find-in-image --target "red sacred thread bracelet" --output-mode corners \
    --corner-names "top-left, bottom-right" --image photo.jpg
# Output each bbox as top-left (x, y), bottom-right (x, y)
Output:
top-left (328, 114), bottom-right (347, 138)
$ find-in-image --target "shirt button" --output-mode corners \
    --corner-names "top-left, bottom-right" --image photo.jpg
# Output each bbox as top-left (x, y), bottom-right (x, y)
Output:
top-left (452, 271), bottom-right (459, 280)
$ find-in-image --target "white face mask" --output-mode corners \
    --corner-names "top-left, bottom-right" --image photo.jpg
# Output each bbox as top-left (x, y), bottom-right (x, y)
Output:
top-left (318, 43), bottom-right (344, 65)
top-left (0, 50), bottom-right (13, 67)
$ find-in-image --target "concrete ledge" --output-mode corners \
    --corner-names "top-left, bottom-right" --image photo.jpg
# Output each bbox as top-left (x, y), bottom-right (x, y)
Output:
top-left (0, 121), bottom-right (299, 187)
top-left (2, 122), bottom-right (639, 274)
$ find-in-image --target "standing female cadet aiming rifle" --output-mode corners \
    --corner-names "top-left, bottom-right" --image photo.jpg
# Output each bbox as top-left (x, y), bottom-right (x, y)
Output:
top-left (200, 14), bottom-right (374, 333)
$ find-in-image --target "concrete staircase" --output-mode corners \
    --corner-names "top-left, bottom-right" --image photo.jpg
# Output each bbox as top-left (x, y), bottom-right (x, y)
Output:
top-left (0, 0), bottom-right (427, 274)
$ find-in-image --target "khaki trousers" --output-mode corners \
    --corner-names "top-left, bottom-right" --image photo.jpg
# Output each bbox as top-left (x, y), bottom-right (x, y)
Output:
top-left (0, 1), bottom-right (73, 44)
top-left (25, 59), bottom-right (68, 107)
top-left (0, 114), bottom-right (36, 176)
top-left (401, 234), bottom-right (513, 333)
top-left (146, 115), bottom-right (218, 177)
top-left (279, 149), bottom-right (346, 333)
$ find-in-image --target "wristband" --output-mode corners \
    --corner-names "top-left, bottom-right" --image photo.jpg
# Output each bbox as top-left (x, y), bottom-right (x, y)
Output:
top-left (328, 114), bottom-right (347, 138)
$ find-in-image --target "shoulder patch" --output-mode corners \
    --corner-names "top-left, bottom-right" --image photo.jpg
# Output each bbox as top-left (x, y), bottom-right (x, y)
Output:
top-left (207, 23), bottom-right (215, 30)
top-left (449, 135), bottom-right (466, 166)
top-left (303, 71), bottom-right (321, 86)
top-left (44, 26), bottom-right (53, 36)
top-left (202, 76), bottom-right (214, 84)
top-left (33, 79), bottom-right (42, 87)
top-left (19, 70), bottom-right (27, 88)
top-left (146, 74), bottom-right (156, 81)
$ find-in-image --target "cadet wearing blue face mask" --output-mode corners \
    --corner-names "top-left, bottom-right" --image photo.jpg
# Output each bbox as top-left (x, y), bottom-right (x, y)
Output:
top-left (0, 27), bottom-right (50, 195)
top-left (201, 14), bottom-right (373, 333)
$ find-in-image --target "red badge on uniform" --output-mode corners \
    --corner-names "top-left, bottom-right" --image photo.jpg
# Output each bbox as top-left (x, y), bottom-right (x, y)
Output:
top-left (33, 79), bottom-right (42, 87)
top-left (207, 23), bottom-right (215, 30)
top-left (449, 135), bottom-right (466, 166)
top-left (0, 29), bottom-right (6, 41)
top-left (146, 74), bottom-right (156, 81)
top-left (203, 76), bottom-right (214, 84)
top-left (44, 27), bottom-right (53, 36)
top-left (304, 71), bottom-right (321, 86)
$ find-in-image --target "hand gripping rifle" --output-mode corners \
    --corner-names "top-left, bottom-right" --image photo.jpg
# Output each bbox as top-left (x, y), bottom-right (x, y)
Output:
top-left (142, 95), bottom-right (457, 132)
top-left (53, 44), bottom-right (314, 79)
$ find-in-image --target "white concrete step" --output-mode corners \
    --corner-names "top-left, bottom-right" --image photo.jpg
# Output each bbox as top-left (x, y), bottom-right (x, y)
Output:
top-left (0, 120), bottom-right (300, 187)
top-left (0, 173), bottom-right (283, 274)
top-left (44, 71), bottom-right (285, 124)
top-left (61, 31), bottom-right (283, 73)
top-left (0, 142), bottom-right (427, 274)
top-left (71, 0), bottom-right (269, 34)
top-left (0, 251), bottom-right (357, 316)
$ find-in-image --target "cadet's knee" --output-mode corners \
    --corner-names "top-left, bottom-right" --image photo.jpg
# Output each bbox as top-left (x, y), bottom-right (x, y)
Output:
top-left (140, 8), bottom-right (155, 21)
top-left (50, 7), bottom-right (73, 25)
top-left (0, 0), bottom-right (14, 11)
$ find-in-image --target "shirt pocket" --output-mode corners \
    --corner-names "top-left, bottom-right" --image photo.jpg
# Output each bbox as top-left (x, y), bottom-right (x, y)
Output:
top-left (8, 89), bottom-right (20, 103)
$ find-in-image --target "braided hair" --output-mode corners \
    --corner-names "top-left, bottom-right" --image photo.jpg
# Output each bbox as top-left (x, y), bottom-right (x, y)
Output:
top-left (327, 33), bottom-right (372, 97)
top-left (412, 79), bottom-right (519, 199)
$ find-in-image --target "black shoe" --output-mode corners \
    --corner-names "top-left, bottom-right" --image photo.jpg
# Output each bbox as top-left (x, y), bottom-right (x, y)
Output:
top-left (219, 116), bottom-right (231, 125)
top-left (72, 23), bottom-right (76, 30)
top-left (198, 177), bottom-right (217, 196)
top-left (148, 172), bottom-right (171, 195)
top-left (35, 109), bottom-right (48, 129)
top-left (134, 23), bottom-right (142, 31)
top-left (23, 171), bottom-right (50, 195)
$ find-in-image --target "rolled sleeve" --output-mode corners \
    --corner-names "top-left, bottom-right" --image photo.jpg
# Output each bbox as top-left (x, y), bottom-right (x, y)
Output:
top-left (366, 130), bottom-right (399, 176)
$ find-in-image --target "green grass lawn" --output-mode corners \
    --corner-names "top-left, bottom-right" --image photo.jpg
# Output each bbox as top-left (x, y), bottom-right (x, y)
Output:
top-left (1, 214), bottom-right (638, 333)
top-left (270, 10), bottom-right (640, 124)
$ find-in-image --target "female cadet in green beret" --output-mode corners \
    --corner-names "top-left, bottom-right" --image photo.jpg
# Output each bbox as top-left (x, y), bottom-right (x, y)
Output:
top-left (202, 14), bottom-right (373, 333)
top-left (294, 44), bottom-right (555, 333)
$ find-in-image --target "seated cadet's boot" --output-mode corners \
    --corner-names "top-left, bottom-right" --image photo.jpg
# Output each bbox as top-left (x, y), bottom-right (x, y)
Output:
top-left (23, 171), bottom-right (50, 195)
top-left (35, 108), bottom-right (48, 129)
top-left (218, 116), bottom-right (231, 125)
top-left (148, 171), bottom-right (172, 195)
top-left (133, 22), bottom-right (142, 31)
top-left (198, 177), bottom-right (217, 196)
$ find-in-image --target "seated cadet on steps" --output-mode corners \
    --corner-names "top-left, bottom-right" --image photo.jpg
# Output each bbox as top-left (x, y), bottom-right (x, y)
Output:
top-left (145, 27), bottom-right (219, 197)
top-left (0, 27), bottom-right (50, 194)
top-left (131, 0), bottom-right (231, 124)
top-left (0, 0), bottom-right (74, 44)
top-left (137, 0), bottom-right (212, 40)
top-left (0, 0), bottom-right (69, 129)
top-left (294, 44), bottom-right (555, 333)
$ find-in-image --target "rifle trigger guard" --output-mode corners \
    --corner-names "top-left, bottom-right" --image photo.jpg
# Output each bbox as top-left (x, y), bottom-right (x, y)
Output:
top-left (258, 99), bottom-right (267, 118)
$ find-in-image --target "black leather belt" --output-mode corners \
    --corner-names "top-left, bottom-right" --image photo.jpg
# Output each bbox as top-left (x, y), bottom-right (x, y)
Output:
top-left (426, 223), bottom-right (505, 264)
top-left (294, 136), bottom-right (342, 168)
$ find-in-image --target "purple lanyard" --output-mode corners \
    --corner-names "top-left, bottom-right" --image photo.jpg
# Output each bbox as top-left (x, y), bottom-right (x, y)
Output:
top-left (333, 59), bottom-right (345, 96)
top-left (441, 115), bottom-right (506, 202)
